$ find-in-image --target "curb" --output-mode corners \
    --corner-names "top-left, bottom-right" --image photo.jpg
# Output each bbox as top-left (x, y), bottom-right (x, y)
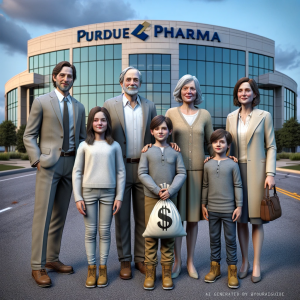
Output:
top-left (0, 167), bottom-right (36, 177)
top-left (276, 168), bottom-right (300, 175)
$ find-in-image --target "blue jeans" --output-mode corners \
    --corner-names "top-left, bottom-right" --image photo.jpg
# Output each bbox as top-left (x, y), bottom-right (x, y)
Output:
top-left (208, 211), bottom-right (237, 265)
top-left (82, 188), bottom-right (115, 265)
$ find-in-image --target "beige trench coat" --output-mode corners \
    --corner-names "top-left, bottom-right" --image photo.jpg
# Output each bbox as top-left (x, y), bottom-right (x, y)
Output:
top-left (226, 108), bottom-right (277, 218)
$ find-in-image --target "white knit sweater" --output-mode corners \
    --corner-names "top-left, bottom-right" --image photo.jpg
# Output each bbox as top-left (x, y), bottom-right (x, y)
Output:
top-left (72, 140), bottom-right (126, 202)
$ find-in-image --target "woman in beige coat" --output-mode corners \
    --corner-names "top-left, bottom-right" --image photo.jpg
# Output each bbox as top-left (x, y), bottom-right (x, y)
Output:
top-left (166, 75), bottom-right (214, 279)
top-left (226, 77), bottom-right (276, 283)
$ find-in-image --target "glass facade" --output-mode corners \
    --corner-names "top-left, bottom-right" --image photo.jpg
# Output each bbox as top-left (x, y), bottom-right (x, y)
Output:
top-left (284, 88), bottom-right (296, 121)
top-left (29, 49), bottom-right (70, 109)
top-left (73, 44), bottom-right (122, 121)
top-left (248, 52), bottom-right (274, 79)
top-left (129, 54), bottom-right (171, 115)
top-left (179, 44), bottom-right (246, 128)
top-left (7, 88), bottom-right (18, 126)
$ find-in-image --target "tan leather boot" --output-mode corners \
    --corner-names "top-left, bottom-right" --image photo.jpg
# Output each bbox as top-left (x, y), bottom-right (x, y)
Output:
top-left (85, 265), bottom-right (96, 288)
top-left (228, 265), bottom-right (239, 288)
top-left (143, 264), bottom-right (156, 290)
top-left (204, 261), bottom-right (221, 283)
top-left (162, 265), bottom-right (173, 290)
top-left (97, 265), bottom-right (108, 287)
top-left (32, 269), bottom-right (52, 287)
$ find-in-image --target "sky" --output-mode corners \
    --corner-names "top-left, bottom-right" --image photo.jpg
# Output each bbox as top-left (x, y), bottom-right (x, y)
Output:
top-left (0, 0), bottom-right (299, 123)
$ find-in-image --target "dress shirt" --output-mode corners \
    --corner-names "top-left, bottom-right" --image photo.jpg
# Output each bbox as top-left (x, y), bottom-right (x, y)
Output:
top-left (237, 110), bottom-right (252, 163)
top-left (182, 111), bottom-right (199, 126)
top-left (54, 89), bottom-right (75, 152)
top-left (123, 94), bottom-right (143, 158)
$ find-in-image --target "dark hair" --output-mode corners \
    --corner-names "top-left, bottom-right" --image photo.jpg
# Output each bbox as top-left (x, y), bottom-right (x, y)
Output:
top-left (52, 61), bottom-right (77, 88)
top-left (86, 107), bottom-right (114, 145)
top-left (210, 129), bottom-right (232, 146)
top-left (150, 115), bottom-right (173, 131)
top-left (233, 77), bottom-right (260, 107)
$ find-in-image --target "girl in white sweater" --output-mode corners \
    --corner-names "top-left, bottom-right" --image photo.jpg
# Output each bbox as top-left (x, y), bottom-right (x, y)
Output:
top-left (72, 106), bottom-right (126, 288)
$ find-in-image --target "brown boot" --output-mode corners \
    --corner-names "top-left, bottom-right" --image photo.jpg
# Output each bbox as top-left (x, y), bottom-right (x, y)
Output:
top-left (97, 265), bottom-right (108, 287)
top-left (45, 260), bottom-right (73, 274)
top-left (135, 261), bottom-right (146, 275)
top-left (120, 261), bottom-right (132, 280)
top-left (143, 265), bottom-right (156, 290)
top-left (85, 265), bottom-right (96, 288)
top-left (204, 261), bottom-right (221, 283)
top-left (228, 265), bottom-right (239, 288)
top-left (32, 269), bottom-right (52, 287)
top-left (162, 265), bottom-right (173, 290)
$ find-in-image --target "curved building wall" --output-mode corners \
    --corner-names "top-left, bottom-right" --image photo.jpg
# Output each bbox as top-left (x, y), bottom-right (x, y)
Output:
top-left (4, 20), bottom-right (298, 130)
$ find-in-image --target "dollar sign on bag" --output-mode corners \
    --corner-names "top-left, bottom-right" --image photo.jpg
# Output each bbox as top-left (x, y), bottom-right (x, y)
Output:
top-left (157, 205), bottom-right (172, 231)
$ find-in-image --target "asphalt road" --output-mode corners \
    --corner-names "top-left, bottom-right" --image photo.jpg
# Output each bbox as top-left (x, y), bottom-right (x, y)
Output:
top-left (0, 171), bottom-right (300, 300)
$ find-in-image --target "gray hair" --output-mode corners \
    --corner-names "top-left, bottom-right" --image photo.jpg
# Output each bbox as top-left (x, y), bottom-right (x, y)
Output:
top-left (119, 66), bottom-right (142, 84)
top-left (173, 74), bottom-right (202, 105)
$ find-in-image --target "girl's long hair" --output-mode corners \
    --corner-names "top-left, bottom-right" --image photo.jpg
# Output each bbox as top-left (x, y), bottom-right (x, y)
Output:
top-left (85, 106), bottom-right (114, 145)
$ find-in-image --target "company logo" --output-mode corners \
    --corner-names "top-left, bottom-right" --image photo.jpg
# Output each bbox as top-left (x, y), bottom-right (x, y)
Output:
top-left (131, 21), bottom-right (150, 41)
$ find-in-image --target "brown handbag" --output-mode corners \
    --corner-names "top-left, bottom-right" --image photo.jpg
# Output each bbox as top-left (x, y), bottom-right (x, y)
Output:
top-left (260, 185), bottom-right (282, 221)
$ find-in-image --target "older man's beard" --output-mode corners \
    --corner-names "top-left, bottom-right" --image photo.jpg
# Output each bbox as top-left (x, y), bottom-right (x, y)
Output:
top-left (56, 81), bottom-right (73, 93)
top-left (123, 85), bottom-right (139, 96)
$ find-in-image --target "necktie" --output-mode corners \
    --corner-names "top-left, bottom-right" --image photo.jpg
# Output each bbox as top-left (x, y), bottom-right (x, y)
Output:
top-left (62, 97), bottom-right (69, 152)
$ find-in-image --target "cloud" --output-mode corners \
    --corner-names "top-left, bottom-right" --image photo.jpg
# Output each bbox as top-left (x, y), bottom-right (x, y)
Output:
top-left (0, 14), bottom-right (31, 55)
top-left (0, 0), bottom-right (137, 29)
top-left (275, 45), bottom-right (300, 70)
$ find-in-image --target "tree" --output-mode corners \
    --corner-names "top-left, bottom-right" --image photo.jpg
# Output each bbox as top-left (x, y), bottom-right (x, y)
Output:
top-left (275, 118), bottom-right (300, 152)
top-left (0, 120), bottom-right (17, 152)
top-left (16, 124), bottom-right (27, 153)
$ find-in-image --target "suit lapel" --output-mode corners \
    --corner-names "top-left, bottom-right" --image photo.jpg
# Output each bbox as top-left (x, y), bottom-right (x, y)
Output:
top-left (50, 91), bottom-right (63, 129)
top-left (246, 108), bottom-right (265, 144)
top-left (70, 96), bottom-right (78, 133)
top-left (114, 95), bottom-right (125, 134)
top-left (229, 109), bottom-right (239, 150)
top-left (140, 96), bottom-right (149, 139)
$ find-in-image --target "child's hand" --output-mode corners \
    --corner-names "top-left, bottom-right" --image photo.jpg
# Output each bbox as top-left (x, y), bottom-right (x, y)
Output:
top-left (113, 200), bottom-right (122, 215)
top-left (170, 142), bottom-right (181, 152)
top-left (232, 207), bottom-right (242, 222)
top-left (141, 144), bottom-right (152, 153)
top-left (159, 188), bottom-right (170, 200)
top-left (76, 200), bottom-right (86, 216)
top-left (202, 205), bottom-right (209, 221)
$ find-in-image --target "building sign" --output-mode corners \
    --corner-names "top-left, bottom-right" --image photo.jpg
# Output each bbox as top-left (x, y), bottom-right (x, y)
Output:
top-left (77, 22), bottom-right (221, 43)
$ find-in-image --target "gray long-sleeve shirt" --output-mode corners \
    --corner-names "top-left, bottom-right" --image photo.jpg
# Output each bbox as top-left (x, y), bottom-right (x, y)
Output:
top-left (202, 159), bottom-right (243, 213)
top-left (138, 146), bottom-right (187, 199)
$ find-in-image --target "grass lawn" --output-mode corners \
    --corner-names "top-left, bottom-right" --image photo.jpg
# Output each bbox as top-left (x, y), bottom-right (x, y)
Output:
top-left (0, 165), bottom-right (25, 171)
top-left (279, 165), bottom-right (300, 171)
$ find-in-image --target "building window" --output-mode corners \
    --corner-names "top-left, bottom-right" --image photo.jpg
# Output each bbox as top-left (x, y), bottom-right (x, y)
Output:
top-left (29, 49), bottom-right (70, 109)
top-left (284, 88), bottom-right (296, 121)
top-left (258, 88), bottom-right (274, 117)
top-left (129, 54), bottom-right (171, 115)
top-left (248, 52), bottom-right (274, 79)
top-left (179, 44), bottom-right (246, 128)
top-left (7, 88), bottom-right (18, 127)
top-left (72, 45), bottom-right (122, 122)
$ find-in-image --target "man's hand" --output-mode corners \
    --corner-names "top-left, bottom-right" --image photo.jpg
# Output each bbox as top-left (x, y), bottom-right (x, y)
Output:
top-left (141, 144), bottom-right (152, 153)
top-left (229, 156), bottom-right (238, 163)
top-left (204, 156), bottom-right (213, 163)
top-left (113, 200), bottom-right (122, 215)
top-left (170, 142), bottom-right (180, 152)
top-left (158, 188), bottom-right (170, 200)
top-left (36, 162), bottom-right (41, 171)
top-left (76, 200), bottom-right (86, 215)
top-left (202, 205), bottom-right (209, 221)
top-left (264, 176), bottom-right (275, 190)
top-left (232, 207), bottom-right (242, 222)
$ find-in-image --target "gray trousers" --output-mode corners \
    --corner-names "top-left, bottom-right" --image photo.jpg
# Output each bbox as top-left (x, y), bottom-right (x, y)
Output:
top-left (31, 156), bottom-right (74, 270)
top-left (82, 188), bottom-right (115, 265)
top-left (115, 163), bottom-right (145, 263)
top-left (208, 211), bottom-right (237, 266)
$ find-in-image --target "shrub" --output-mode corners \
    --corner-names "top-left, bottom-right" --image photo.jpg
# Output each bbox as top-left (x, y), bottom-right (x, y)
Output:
top-left (276, 154), bottom-right (280, 161)
top-left (8, 152), bottom-right (22, 159)
top-left (21, 153), bottom-right (29, 160)
top-left (290, 153), bottom-right (300, 161)
top-left (0, 153), bottom-right (10, 160)
top-left (277, 152), bottom-right (292, 159)
top-left (16, 125), bottom-right (27, 153)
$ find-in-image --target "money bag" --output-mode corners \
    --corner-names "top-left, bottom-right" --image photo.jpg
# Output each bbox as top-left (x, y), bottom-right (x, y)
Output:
top-left (143, 183), bottom-right (187, 239)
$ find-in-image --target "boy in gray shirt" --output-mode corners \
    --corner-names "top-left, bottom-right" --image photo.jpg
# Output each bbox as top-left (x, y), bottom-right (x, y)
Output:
top-left (138, 115), bottom-right (186, 291)
top-left (202, 129), bottom-right (243, 289)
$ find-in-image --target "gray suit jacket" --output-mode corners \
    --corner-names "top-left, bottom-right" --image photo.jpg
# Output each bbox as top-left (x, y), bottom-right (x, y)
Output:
top-left (24, 90), bottom-right (86, 168)
top-left (103, 94), bottom-right (157, 160)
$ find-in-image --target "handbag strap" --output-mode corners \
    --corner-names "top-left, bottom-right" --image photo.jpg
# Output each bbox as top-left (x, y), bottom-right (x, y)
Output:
top-left (265, 184), bottom-right (277, 198)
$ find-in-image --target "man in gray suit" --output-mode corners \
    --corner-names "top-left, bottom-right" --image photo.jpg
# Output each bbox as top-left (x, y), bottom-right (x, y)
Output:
top-left (24, 61), bottom-right (86, 287)
top-left (103, 67), bottom-right (157, 279)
